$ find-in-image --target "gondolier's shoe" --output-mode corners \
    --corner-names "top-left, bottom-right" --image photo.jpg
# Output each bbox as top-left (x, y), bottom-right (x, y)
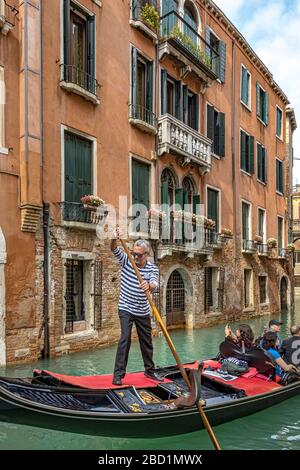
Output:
top-left (144, 371), bottom-right (164, 382)
top-left (172, 367), bottom-right (202, 409)
top-left (112, 377), bottom-right (122, 386)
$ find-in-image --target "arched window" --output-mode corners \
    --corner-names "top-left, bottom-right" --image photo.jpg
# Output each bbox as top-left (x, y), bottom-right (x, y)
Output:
top-left (182, 176), bottom-right (200, 213)
top-left (183, 1), bottom-right (198, 44)
top-left (166, 269), bottom-right (185, 327)
top-left (161, 168), bottom-right (177, 206)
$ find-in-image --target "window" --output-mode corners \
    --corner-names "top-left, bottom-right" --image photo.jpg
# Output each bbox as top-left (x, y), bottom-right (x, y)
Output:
top-left (161, 72), bottom-right (199, 130)
top-left (244, 269), bottom-right (253, 308)
top-left (241, 65), bottom-right (251, 108)
top-left (242, 201), bottom-right (251, 241)
top-left (258, 208), bottom-right (266, 242)
top-left (240, 130), bottom-right (254, 174)
top-left (257, 143), bottom-right (267, 183)
top-left (132, 159), bottom-right (150, 209)
top-left (276, 159), bottom-right (284, 194)
top-left (204, 267), bottom-right (219, 311)
top-left (207, 104), bottom-right (225, 157)
top-left (0, 66), bottom-right (5, 150)
top-left (207, 188), bottom-right (219, 232)
top-left (182, 177), bottom-right (200, 213)
top-left (256, 82), bottom-right (268, 125)
top-left (64, 132), bottom-right (92, 203)
top-left (278, 216), bottom-right (284, 250)
top-left (276, 106), bottom-right (283, 139)
top-left (131, 48), bottom-right (154, 126)
top-left (183, 2), bottom-right (197, 44)
top-left (205, 27), bottom-right (226, 83)
top-left (259, 276), bottom-right (267, 304)
top-left (161, 168), bottom-right (176, 206)
top-left (63, 0), bottom-right (96, 94)
top-left (64, 258), bottom-right (102, 334)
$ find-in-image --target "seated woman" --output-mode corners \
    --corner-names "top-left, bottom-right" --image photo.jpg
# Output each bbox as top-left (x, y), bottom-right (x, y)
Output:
top-left (225, 323), bottom-right (255, 352)
top-left (262, 331), bottom-right (298, 377)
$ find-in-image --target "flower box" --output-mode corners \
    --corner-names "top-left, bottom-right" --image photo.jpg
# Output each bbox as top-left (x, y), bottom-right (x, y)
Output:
top-left (267, 238), bottom-right (277, 248)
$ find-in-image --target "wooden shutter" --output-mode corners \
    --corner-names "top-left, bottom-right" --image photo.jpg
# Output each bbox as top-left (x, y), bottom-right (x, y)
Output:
top-left (175, 80), bottom-right (181, 120)
top-left (131, 48), bottom-right (138, 109)
top-left (249, 136), bottom-right (254, 174)
top-left (240, 130), bottom-right (246, 171)
top-left (65, 133), bottom-right (76, 202)
top-left (63, 0), bottom-right (71, 67)
top-left (278, 218), bottom-right (283, 249)
top-left (207, 104), bottom-right (214, 146)
top-left (93, 259), bottom-right (103, 330)
top-left (146, 61), bottom-right (153, 115)
top-left (193, 195), bottom-right (201, 215)
top-left (241, 67), bottom-right (248, 103)
top-left (256, 82), bottom-right (260, 117)
top-left (219, 41), bottom-right (226, 83)
top-left (264, 148), bottom-right (267, 183)
top-left (161, 70), bottom-right (168, 115)
top-left (191, 94), bottom-right (199, 131)
top-left (161, 180), bottom-right (169, 206)
top-left (264, 92), bottom-right (269, 125)
top-left (207, 188), bottom-right (218, 231)
top-left (218, 112), bottom-right (225, 157)
top-left (87, 16), bottom-right (95, 93)
top-left (132, 159), bottom-right (150, 209)
top-left (279, 161), bottom-right (284, 193)
top-left (182, 85), bottom-right (188, 125)
top-left (205, 26), bottom-right (211, 57)
top-left (79, 138), bottom-right (92, 200)
top-left (257, 143), bottom-right (262, 180)
top-left (242, 203), bottom-right (249, 240)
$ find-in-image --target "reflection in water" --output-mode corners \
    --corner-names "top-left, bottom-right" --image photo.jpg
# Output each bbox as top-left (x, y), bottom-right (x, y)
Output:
top-left (0, 299), bottom-right (299, 450)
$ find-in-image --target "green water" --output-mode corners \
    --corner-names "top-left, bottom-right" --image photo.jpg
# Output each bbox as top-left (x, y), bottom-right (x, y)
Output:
top-left (0, 301), bottom-right (300, 450)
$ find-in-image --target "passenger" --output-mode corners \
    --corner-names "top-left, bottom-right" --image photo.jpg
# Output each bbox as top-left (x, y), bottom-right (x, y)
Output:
top-left (255, 319), bottom-right (283, 349)
top-left (281, 325), bottom-right (300, 368)
top-left (224, 323), bottom-right (255, 352)
top-left (262, 331), bottom-right (298, 377)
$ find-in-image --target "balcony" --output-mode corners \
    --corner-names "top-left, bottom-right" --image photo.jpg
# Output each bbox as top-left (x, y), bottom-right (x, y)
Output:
top-left (158, 114), bottom-right (211, 173)
top-left (278, 248), bottom-right (288, 259)
top-left (60, 202), bottom-right (105, 229)
top-left (130, 0), bottom-right (158, 42)
top-left (60, 64), bottom-right (100, 105)
top-left (129, 103), bottom-right (157, 135)
top-left (242, 240), bottom-right (257, 254)
top-left (159, 11), bottom-right (219, 85)
top-left (0, 0), bottom-right (17, 35)
top-left (257, 244), bottom-right (270, 257)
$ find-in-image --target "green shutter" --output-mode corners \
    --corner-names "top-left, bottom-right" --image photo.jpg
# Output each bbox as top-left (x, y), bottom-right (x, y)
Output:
top-left (175, 188), bottom-right (184, 209)
top-left (191, 94), bottom-right (199, 131)
top-left (193, 195), bottom-right (201, 215)
top-left (65, 133), bottom-right (76, 202)
top-left (219, 40), bottom-right (226, 83)
top-left (257, 144), bottom-right (262, 180)
top-left (161, 180), bottom-right (169, 206)
top-left (161, 69), bottom-right (168, 115)
top-left (276, 160), bottom-right (279, 192)
top-left (256, 82), bottom-right (261, 118)
top-left (205, 26), bottom-right (211, 57)
top-left (249, 136), bottom-right (254, 174)
top-left (264, 148), bottom-right (267, 183)
top-left (65, 133), bottom-right (92, 203)
top-left (218, 112), bottom-right (225, 157)
top-left (63, 0), bottom-right (71, 67)
top-left (207, 189), bottom-right (218, 231)
top-left (240, 130), bottom-right (246, 171)
top-left (241, 67), bottom-right (248, 103)
top-left (87, 16), bottom-right (95, 93)
top-left (278, 218), bottom-right (283, 249)
top-left (183, 188), bottom-right (189, 211)
top-left (131, 48), bottom-right (138, 109)
top-left (132, 160), bottom-right (150, 209)
top-left (146, 61), bottom-right (153, 116)
top-left (242, 203), bottom-right (248, 240)
top-left (264, 92), bottom-right (268, 125)
top-left (280, 161), bottom-right (284, 193)
top-left (175, 80), bottom-right (181, 120)
top-left (207, 104), bottom-right (214, 143)
top-left (182, 85), bottom-right (188, 125)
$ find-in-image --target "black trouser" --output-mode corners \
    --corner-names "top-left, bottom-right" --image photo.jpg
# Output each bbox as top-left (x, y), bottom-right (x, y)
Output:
top-left (113, 309), bottom-right (155, 378)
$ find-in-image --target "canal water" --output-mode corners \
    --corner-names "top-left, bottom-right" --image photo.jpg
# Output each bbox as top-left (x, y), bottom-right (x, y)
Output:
top-left (0, 300), bottom-right (300, 450)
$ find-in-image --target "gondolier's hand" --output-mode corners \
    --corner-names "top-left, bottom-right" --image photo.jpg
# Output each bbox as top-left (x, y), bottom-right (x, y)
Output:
top-left (140, 280), bottom-right (150, 292)
top-left (113, 226), bottom-right (120, 239)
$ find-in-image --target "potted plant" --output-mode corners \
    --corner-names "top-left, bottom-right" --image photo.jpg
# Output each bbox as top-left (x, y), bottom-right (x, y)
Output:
top-left (204, 218), bottom-right (216, 230)
top-left (81, 195), bottom-right (105, 211)
top-left (286, 243), bottom-right (295, 252)
top-left (267, 238), bottom-right (277, 248)
top-left (140, 3), bottom-right (160, 33)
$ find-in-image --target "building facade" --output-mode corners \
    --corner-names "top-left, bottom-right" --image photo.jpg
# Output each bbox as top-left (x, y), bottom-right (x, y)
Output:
top-left (0, 0), bottom-right (295, 364)
top-left (292, 185), bottom-right (300, 295)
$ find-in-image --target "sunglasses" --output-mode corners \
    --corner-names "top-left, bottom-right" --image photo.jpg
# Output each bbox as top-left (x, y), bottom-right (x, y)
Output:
top-left (132, 251), bottom-right (147, 258)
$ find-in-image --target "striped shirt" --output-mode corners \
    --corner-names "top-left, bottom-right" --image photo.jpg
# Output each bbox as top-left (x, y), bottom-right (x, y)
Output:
top-left (113, 247), bottom-right (159, 316)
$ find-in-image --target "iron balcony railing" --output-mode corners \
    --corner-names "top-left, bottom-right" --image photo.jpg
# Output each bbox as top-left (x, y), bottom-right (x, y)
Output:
top-left (160, 11), bottom-right (219, 75)
top-left (61, 64), bottom-right (98, 96)
top-left (129, 103), bottom-right (158, 128)
top-left (61, 202), bottom-right (105, 225)
top-left (257, 244), bottom-right (270, 256)
top-left (132, 0), bottom-right (158, 22)
top-left (242, 240), bottom-right (257, 253)
top-left (278, 248), bottom-right (288, 259)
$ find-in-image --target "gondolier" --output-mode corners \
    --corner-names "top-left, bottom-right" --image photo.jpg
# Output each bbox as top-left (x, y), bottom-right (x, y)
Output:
top-left (111, 229), bottom-right (161, 386)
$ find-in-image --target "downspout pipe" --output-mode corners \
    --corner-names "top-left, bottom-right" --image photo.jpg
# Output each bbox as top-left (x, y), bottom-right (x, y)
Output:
top-left (231, 38), bottom-right (237, 261)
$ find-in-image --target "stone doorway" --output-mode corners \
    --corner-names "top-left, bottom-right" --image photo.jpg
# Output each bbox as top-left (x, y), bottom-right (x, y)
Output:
top-left (166, 269), bottom-right (186, 327)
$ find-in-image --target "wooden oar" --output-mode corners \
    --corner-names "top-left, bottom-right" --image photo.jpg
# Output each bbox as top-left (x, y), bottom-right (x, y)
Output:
top-left (120, 239), bottom-right (221, 451)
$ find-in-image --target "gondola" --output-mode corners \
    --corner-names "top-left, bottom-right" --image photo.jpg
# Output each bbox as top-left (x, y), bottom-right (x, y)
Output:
top-left (0, 353), bottom-right (300, 438)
